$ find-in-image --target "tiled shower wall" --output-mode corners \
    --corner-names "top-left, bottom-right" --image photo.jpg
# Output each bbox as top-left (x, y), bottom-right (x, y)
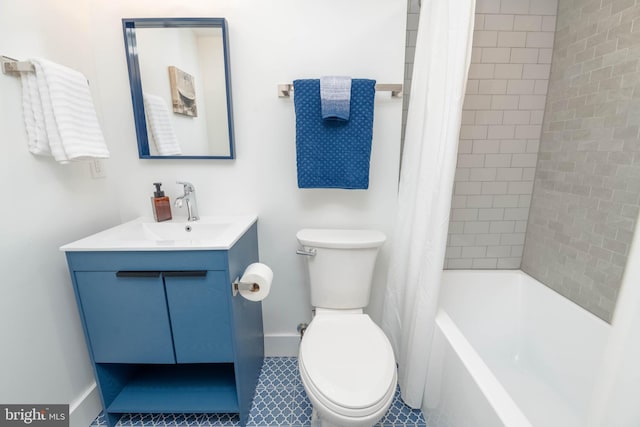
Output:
top-left (444, 0), bottom-right (559, 269)
top-left (521, 0), bottom-right (640, 322)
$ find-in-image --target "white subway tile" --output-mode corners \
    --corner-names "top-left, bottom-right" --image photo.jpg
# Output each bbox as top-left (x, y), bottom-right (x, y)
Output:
top-left (514, 15), bottom-right (542, 31)
top-left (470, 167), bottom-right (498, 181)
top-left (452, 208), bottom-right (479, 221)
top-left (541, 16), bottom-right (557, 32)
top-left (534, 79), bottom-right (549, 94)
top-left (530, 0), bottom-right (558, 15)
top-left (493, 194), bottom-right (521, 207)
top-left (448, 221), bottom-right (464, 234)
top-left (491, 95), bottom-right (520, 109)
top-left (497, 257), bottom-right (522, 268)
top-left (454, 168), bottom-right (470, 181)
top-left (515, 125), bottom-right (542, 139)
top-left (523, 63), bottom-right (552, 79)
top-left (522, 167), bottom-right (536, 180)
top-left (510, 48), bottom-right (540, 63)
top-left (494, 63), bottom-right (524, 78)
top-left (526, 140), bottom-right (540, 153)
top-left (530, 110), bottom-right (545, 124)
top-left (512, 245), bottom-right (525, 258)
top-left (466, 195), bottom-right (494, 208)
top-left (460, 125), bottom-right (489, 139)
top-left (474, 31), bottom-right (499, 47)
top-left (488, 125), bottom-right (516, 139)
top-left (497, 32), bottom-right (527, 48)
top-left (461, 110), bottom-right (476, 125)
top-left (515, 219), bottom-right (529, 231)
top-left (500, 140), bottom-right (528, 153)
top-left (447, 259), bottom-right (473, 269)
top-left (538, 48), bottom-right (553, 64)
top-left (489, 221), bottom-right (516, 233)
top-left (473, 139), bottom-right (501, 153)
top-left (504, 207), bottom-right (530, 220)
top-left (458, 140), bottom-right (473, 153)
top-left (508, 181), bottom-right (535, 194)
top-left (466, 79), bottom-right (480, 94)
top-left (500, 0), bottom-right (530, 14)
top-left (485, 153), bottom-right (513, 167)
top-left (455, 181), bottom-right (483, 195)
top-left (482, 181), bottom-right (509, 194)
top-left (484, 15), bottom-right (515, 31)
top-left (464, 221), bottom-right (491, 234)
top-left (451, 195), bottom-right (467, 209)
top-left (476, 233), bottom-right (502, 246)
top-left (445, 245), bottom-right (462, 259)
top-left (475, 15), bottom-right (486, 31)
top-left (468, 63), bottom-right (496, 79)
top-left (478, 208), bottom-right (506, 221)
top-left (461, 246), bottom-right (488, 258)
top-left (500, 233), bottom-right (526, 245)
top-left (479, 79), bottom-right (508, 94)
top-left (487, 245), bottom-right (512, 257)
top-left (458, 153), bottom-right (486, 167)
top-left (507, 79), bottom-right (536, 94)
top-left (464, 94), bottom-right (492, 110)
top-left (476, 0), bottom-right (501, 13)
top-left (475, 111), bottom-right (504, 125)
top-left (526, 32), bottom-right (555, 48)
top-left (496, 168), bottom-right (524, 181)
top-left (449, 233), bottom-right (475, 246)
top-left (482, 47), bottom-right (512, 63)
top-left (518, 195), bottom-right (532, 208)
top-left (512, 153), bottom-right (539, 167)
top-left (519, 95), bottom-right (547, 109)
top-left (503, 110), bottom-right (531, 124)
top-left (473, 258), bottom-right (499, 268)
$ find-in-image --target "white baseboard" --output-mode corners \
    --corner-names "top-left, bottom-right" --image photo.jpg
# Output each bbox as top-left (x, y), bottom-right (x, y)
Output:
top-left (265, 334), bottom-right (300, 357)
top-left (69, 382), bottom-right (102, 427)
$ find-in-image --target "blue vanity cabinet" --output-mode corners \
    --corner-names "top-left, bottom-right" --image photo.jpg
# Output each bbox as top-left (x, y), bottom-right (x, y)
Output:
top-left (65, 223), bottom-right (263, 427)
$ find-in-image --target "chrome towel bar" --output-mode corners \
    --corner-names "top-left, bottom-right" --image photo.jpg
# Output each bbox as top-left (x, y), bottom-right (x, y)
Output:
top-left (278, 83), bottom-right (403, 98)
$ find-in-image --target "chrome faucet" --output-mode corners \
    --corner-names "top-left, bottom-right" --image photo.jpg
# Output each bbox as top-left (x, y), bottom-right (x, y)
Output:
top-left (174, 181), bottom-right (200, 221)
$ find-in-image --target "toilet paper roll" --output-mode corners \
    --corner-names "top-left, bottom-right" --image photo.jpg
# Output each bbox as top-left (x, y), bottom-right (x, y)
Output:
top-left (239, 262), bottom-right (273, 301)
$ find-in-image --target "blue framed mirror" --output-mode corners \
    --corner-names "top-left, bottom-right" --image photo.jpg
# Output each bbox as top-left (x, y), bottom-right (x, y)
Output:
top-left (122, 18), bottom-right (235, 159)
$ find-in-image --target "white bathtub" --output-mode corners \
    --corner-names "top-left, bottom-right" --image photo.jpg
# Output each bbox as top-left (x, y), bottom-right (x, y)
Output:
top-left (424, 270), bottom-right (610, 427)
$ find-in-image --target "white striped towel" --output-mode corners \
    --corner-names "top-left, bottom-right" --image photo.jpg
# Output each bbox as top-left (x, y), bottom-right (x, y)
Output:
top-left (20, 72), bottom-right (50, 156)
top-left (143, 93), bottom-right (182, 156)
top-left (28, 58), bottom-right (109, 163)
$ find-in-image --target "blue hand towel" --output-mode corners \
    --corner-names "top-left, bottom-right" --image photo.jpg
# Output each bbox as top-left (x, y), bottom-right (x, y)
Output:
top-left (320, 76), bottom-right (351, 121)
top-left (293, 78), bottom-right (376, 189)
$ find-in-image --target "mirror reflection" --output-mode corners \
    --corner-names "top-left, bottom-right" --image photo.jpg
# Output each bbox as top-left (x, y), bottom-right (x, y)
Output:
top-left (123, 18), bottom-right (235, 159)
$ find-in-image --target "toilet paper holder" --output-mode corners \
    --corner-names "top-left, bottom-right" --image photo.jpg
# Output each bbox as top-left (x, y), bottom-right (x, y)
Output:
top-left (232, 277), bottom-right (260, 297)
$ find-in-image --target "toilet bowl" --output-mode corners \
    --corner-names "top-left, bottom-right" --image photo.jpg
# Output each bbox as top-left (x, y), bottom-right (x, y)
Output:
top-left (296, 228), bottom-right (397, 427)
top-left (298, 310), bottom-right (397, 427)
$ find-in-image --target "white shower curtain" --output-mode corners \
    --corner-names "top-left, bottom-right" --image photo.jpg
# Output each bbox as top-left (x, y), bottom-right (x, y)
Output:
top-left (382, 0), bottom-right (476, 409)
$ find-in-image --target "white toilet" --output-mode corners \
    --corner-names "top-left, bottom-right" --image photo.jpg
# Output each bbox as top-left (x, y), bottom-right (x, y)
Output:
top-left (296, 228), bottom-right (397, 427)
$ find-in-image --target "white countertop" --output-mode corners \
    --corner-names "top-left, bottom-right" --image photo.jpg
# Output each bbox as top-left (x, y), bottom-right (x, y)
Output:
top-left (60, 215), bottom-right (258, 252)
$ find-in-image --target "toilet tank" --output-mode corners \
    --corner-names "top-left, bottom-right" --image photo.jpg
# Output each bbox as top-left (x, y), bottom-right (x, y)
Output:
top-left (296, 229), bottom-right (386, 309)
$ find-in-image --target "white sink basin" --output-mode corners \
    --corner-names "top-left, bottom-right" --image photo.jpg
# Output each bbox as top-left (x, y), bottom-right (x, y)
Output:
top-left (60, 215), bottom-right (257, 251)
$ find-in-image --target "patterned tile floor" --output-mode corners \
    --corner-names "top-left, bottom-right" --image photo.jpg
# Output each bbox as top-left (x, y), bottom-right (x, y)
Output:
top-left (90, 357), bottom-right (427, 427)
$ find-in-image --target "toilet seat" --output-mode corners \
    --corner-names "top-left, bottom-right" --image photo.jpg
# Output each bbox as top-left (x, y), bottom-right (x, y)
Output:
top-left (299, 313), bottom-right (397, 418)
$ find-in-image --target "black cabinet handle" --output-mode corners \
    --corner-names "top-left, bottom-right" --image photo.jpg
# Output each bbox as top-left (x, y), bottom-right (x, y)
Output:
top-left (116, 271), bottom-right (162, 278)
top-left (163, 271), bottom-right (208, 278)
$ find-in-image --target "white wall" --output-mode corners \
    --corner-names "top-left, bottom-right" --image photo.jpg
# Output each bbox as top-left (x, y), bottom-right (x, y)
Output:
top-left (89, 0), bottom-right (406, 354)
top-left (0, 1), bottom-right (404, 423)
top-left (0, 1), bottom-right (121, 426)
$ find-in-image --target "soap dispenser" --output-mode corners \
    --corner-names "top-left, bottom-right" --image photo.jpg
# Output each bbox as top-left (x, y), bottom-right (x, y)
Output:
top-left (151, 182), bottom-right (172, 222)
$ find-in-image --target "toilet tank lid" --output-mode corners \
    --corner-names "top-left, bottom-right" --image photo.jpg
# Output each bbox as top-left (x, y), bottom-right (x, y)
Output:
top-left (297, 229), bottom-right (386, 249)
